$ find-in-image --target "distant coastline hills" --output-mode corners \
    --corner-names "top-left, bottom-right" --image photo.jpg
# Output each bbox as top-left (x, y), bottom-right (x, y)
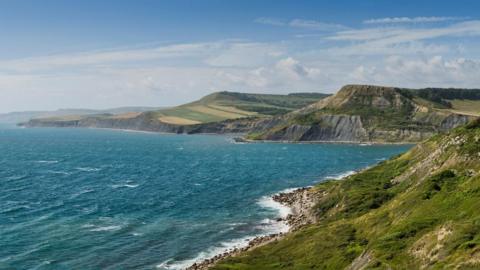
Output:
top-left (18, 85), bottom-right (480, 143)
top-left (0, 106), bottom-right (164, 124)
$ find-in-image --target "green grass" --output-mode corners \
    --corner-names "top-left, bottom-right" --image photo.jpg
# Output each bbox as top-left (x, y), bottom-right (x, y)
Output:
top-left (213, 121), bottom-right (480, 269)
top-left (149, 91), bottom-right (327, 124)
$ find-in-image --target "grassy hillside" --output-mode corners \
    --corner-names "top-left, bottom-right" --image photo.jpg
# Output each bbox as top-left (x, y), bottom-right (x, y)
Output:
top-left (214, 118), bottom-right (480, 269)
top-left (27, 92), bottom-right (328, 126)
top-left (150, 92), bottom-right (328, 125)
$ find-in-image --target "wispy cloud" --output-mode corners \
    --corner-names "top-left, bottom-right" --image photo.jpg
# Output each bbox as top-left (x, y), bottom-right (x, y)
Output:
top-left (254, 17), bottom-right (286, 26)
top-left (329, 20), bottom-right (480, 43)
top-left (363, 16), bottom-right (467, 24)
top-left (289, 19), bottom-right (349, 31)
top-left (2, 17), bottom-right (480, 113)
top-left (254, 17), bottom-right (348, 31)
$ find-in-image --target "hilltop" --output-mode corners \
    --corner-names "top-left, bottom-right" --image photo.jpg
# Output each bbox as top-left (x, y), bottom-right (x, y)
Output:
top-left (246, 85), bottom-right (480, 143)
top-left (211, 118), bottom-right (480, 269)
top-left (150, 91), bottom-right (329, 125)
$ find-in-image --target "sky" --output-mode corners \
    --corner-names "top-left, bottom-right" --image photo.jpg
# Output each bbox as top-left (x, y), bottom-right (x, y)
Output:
top-left (1, 0), bottom-right (480, 113)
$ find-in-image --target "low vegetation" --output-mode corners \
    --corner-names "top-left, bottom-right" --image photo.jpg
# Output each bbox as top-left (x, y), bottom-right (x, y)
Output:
top-left (213, 119), bottom-right (480, 269)
top-left (152, 91), bottom-right (328, 124)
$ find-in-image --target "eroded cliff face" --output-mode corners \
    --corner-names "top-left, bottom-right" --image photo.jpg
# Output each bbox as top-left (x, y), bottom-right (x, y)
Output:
top-left (256, 115), bottom-right (369, 142)
top-left (254, 113), bottom-right (472, 143)
top-left (22, 108), bottom-right (472, 143)
top-left (248, 85), bottom-right (475, 143)
top-left (21, 113), bottom-right (282, 135)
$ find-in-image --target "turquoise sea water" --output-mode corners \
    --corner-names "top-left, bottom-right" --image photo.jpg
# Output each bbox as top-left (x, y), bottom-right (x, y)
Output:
top-left (0, 125), bottom-right (411, 269)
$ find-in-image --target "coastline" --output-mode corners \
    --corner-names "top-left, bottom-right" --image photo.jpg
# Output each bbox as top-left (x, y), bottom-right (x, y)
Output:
top-left (184, 170), bottom-right (360, 270)
top-left (186, 187), bottom-right (318, 270)
top-left (20, 125), bottom-right (418, 145)
top-left (234, 137), bottom-right (417, 145)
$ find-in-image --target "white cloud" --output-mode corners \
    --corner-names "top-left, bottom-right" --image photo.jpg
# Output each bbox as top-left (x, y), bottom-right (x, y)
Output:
top-left (363, 16), bottom-right (466, 24)
top-left (346, 56), bottom-right (480, 88)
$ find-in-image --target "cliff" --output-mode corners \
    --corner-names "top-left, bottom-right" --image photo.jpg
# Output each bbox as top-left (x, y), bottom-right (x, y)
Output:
top-left (20, 86), bottom-right (480, 143)
top-left (19, 91), bottom-right (326, 134)
top-left (247, 85), bottom-right (476, 143)
top-left (212, 118), bottom-right (480, 269)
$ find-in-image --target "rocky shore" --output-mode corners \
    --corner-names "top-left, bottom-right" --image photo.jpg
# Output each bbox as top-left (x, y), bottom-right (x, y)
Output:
top-left (186, 187), bottom-right (317, 270)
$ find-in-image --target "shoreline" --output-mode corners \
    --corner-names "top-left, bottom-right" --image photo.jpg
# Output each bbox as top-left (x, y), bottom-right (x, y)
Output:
top-left (234, 137), bottom-right (416, 145)
top-left (19, 125), bottom-right (417, 145)
top-left (186, 187), bottom-right (317, 270)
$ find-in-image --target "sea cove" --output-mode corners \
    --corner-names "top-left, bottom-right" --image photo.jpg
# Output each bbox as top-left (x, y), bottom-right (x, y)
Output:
top-left (0, 126), bottom-right (411, 269)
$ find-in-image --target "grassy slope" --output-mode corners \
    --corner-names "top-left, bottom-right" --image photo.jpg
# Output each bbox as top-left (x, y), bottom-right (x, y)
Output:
top-left (445, 100), bottom-right (480, 117)
top-left (214, 119), bottom-right (480, 269)
top-left (33, 92), bottom-right (327, 125)
top-left (150, 92), bottom-right (328, 125)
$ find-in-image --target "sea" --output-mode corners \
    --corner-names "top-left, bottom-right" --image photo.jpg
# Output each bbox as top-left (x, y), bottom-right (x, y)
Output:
top-left (0, 125), bottom-right (411, 269)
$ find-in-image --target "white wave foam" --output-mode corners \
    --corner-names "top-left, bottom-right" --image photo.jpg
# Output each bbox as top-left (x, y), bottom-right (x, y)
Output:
top-left (156, 236), bottom-right (255, 270)
top-left (70, 189), bottom-right (95, 199)
top-left (326, 170), bottom-right (356, 180)
top-left (35, 160), bottom-right (59, 164)
top-left (75, 167), bottom-right (101, 172)
top-left (111, 183), bottom-right (139, 189)
top-left (88, 225), bottom-right (122, 232)
top-left (257, 195), bottom-right (291, 219)
top-left (158, 192), bottom-right (294, 269)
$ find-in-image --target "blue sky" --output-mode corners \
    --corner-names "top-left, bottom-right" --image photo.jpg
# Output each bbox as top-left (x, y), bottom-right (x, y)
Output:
top-left (1, 0), bottom-right (480, 112)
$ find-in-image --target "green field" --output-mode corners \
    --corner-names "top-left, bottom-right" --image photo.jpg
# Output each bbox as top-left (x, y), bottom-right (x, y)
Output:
top-left (151, 91), bottom-right (328, 125)
top-left (446, 99), bottom-right (480, 116)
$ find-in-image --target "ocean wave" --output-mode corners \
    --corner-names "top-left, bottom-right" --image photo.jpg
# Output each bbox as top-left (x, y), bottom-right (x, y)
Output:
top-left (111, 183), bottom-right (139, 189)
top-left (325, 170), bottom-right (356, 180)
top-left (75, 167), bottom-right (101, 172)
top-left (69, 189), bottom-right (95, 199)
top-left (156, 236), bottom-right (256, 270)
top-left (35, 160), bottom-right (59, 164)
top-left (5, 174), bottom-right (28, 181)
top-left (159, 193), bottom-right (293, 269)
top-left (45, 170), bottom-right (70, 175)
top-left (257, 195), bottom-right (292, 219)
top-left (83, 224), bottom-right (122, 232)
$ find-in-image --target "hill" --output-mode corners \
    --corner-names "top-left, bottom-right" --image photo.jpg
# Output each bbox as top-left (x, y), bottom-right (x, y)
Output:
top-left (246, 85), bottom-right (480, 143)
top-left (212, 118), bottom-right (480, 269)
top-left (0, 107), bottom-right (163, 124)
top-left (144, 91), bottom-right (329, 125)
top-left (20, 91), bottom-right (328, 130)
